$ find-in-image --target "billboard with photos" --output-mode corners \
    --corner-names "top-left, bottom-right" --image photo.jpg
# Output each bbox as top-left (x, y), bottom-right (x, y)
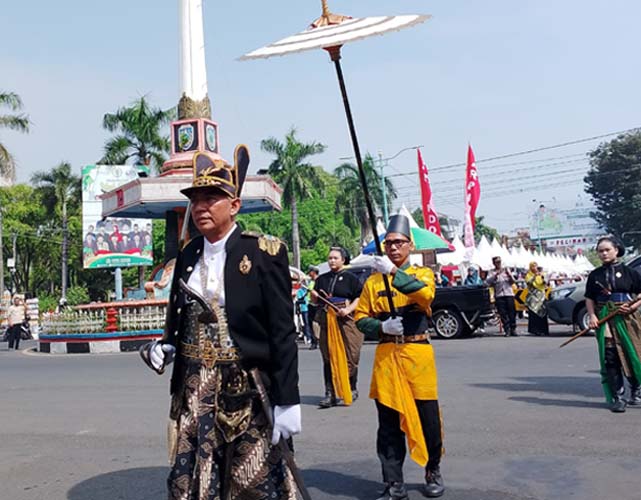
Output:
top-left (82, 164), bottom-right (153, 269)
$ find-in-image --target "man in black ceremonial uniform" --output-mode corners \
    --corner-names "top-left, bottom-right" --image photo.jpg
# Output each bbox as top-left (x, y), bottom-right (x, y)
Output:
top-left (140, 145), bottom-right (301, 500)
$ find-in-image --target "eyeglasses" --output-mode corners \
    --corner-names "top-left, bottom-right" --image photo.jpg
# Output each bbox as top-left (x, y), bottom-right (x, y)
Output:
top-left (383, 239), bottom-right (410, 248)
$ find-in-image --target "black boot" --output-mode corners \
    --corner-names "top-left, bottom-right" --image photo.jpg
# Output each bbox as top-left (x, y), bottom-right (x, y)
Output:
top-left (376, 482), bottom-right (408, 500)
top-left (318, 390), bottom-right (338, 409)
top-left (610, 389), bottom-right (627, 413)
top-left (350, 371), bottom-right (358, 402)
top-left (605, 347), bottom-right (626, 412)
top-left (628, 384), bottom-right (641, 407)
top-left (423, 467), bottom-right (445, 498)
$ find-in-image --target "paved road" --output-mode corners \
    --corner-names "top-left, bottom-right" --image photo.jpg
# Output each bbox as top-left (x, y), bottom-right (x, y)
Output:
top-left (1, 328), bottom-right (640, 500)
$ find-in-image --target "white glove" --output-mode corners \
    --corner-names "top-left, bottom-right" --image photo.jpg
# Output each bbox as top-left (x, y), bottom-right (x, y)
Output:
top-left (271, 404), bottom-right (302, 445)
top-left (149, 341), bottom-right (176, 371)
top-left (381, 317), bottom-right (404, 335)
top-left (372, 255), bottom-right (396, 275)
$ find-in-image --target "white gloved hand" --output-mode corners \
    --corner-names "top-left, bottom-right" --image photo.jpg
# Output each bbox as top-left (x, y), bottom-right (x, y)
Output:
top-left (271, 404), bottom-right (302, 445)
top-left (381, 317), bottom-right (404, 336)
top-left (149, 341), bottom-right (176, 371)
top-left (372, 255), bottom-right (396, 275)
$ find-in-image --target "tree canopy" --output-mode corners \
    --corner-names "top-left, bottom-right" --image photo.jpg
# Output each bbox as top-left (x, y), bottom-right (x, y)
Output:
top-left (260, 127), bottom-right (327, 269)
top-left (334, 153), bottom-right (397, 245)
top-left (100, 96), bottom-right (173, 171)
top-left (585, 131), bottom-right (641, 249)
top-left (0, 91), bottom-right (30, 183)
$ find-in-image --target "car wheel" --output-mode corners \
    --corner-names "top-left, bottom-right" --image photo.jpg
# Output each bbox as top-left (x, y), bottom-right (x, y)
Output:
top-left (433, 309), bottom-right (464, 339)
top-left (575, 306), bottom-right (591, 333)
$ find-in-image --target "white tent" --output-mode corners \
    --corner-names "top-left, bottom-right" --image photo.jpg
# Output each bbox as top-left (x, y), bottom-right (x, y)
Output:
top-left (474, 235), bottom-right (494, 271)
top-left (437, 235), bottom-right (465, 265)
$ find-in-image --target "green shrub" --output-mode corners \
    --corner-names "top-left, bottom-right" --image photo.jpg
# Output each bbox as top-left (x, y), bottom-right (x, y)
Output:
top-left (37, 293), bottom-right (58, 314)
top-left (66, 286), bottom-right (90, 306)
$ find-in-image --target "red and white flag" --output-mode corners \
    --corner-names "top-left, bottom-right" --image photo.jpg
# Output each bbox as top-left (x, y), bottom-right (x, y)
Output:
top-left (417, 148), bottom-right (442, 236)
top-left (463, 144), bottom-right (480, 249)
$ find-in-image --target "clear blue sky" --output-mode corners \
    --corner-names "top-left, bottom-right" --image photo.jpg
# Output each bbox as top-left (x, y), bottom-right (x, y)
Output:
top-left (2, 0), bottom-right (640, 233)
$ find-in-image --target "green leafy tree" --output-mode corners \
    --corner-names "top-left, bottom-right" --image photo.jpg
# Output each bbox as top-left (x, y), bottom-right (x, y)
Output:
top-left (239, 171), bottom-right (360, 270)
top-left (0, 91), bottom-right (29, 183)
top-left (474, 216), bottom-right (500, 244)
top-left (31, 162), bottom-right (81, 300)
top-left (100, 96), bottom-right (173, 171)
top-left (260, 127), bottom-right (327, 269)
top-left (585, 131), bottom-right (641, 248)
top-left (334, 153), bottom-right (397, 245)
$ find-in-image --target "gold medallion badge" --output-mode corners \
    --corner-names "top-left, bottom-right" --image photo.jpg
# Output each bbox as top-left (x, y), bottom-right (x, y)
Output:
top-left (239, 254), bottom-right (252, 274)
top-left (258, 235), bottom-right (281, 256)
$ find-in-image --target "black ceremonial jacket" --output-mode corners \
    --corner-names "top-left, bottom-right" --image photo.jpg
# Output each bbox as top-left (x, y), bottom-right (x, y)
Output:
top-left (163, 226), bottom-right (300, 406)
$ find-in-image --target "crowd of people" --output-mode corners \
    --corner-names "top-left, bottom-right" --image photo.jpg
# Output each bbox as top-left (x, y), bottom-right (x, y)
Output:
top-left (83, 220), bottom-right (153, 258)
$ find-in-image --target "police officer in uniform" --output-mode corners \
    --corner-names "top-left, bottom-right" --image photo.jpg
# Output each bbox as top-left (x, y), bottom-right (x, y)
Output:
top-left (140, 145), bottom-right (301, 500)
top-left (354, 214), bottom-right (445, 499)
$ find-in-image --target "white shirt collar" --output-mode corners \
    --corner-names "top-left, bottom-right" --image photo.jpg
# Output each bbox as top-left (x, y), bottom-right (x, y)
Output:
top-left (203, 224), bottom-right (237, 261)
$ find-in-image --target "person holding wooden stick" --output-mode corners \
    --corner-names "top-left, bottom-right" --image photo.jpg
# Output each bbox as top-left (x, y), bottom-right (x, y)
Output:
top-left (312, 246), bottom-right (363, 408)
top-left (354, 215), bottom-right (444, 499)
top-left (585, 235), bottom-right (641, 413)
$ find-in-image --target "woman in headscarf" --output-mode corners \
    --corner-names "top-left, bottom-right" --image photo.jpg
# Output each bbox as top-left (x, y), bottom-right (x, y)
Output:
top-left (311, 246), bottom-right (364, 408)
top-left (464, 265), bottom-right (483, 286)
top-left (586, 236), bottom-right (641, 412)
top-left (526, 261), bottom-right (549, 336)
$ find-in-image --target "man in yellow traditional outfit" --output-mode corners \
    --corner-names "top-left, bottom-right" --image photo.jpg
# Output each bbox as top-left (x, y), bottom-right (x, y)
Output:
top-left (354, 214), bottom-right (444, 499)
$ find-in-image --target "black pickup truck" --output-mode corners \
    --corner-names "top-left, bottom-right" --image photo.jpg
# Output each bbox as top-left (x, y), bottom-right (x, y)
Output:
top-left (347, 265), bottom-right (494, 339)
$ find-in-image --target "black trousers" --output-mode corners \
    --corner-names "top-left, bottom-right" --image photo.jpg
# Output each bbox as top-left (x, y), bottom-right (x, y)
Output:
top-left (495, 296), bottom-right (516, 334)
top-left (8, 325), bottom-right (21, 349)
top-left (527, 309), bottom-right (549, 335)
top-left (605, 346), bottom-right (639, 395)
top-left (375, 399), bottom-right (442, 484)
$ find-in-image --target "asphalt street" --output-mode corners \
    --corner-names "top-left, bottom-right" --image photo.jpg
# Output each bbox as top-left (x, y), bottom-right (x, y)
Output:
top-left (1, 327), bottom-right (640, 500)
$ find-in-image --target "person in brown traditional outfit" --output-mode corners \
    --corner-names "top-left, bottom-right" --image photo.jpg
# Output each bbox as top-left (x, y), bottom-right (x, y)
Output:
top-left (140, 146), bottom-right (301, 499)
top-left (586, 235), bottom-right (641, 413)
top-left (312, 247), bottom-right (364, 408)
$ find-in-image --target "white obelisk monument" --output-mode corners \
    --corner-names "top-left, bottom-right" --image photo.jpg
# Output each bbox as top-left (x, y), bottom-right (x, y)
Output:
top-left (178, 0), bottom-right (209, 118)
top-left (163, 0), bottom-right (220, 172)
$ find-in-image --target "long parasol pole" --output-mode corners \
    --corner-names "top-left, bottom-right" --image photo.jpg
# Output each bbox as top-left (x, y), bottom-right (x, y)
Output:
top-left (326, 45), bottom-right (397, 316)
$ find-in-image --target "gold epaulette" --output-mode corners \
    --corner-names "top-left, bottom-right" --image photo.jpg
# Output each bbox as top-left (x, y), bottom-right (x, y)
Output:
top-left (242, 231), bottom-right (284, 256)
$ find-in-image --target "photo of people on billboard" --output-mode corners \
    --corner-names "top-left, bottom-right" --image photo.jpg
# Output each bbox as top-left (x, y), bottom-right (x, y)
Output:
top-left (82, 164), bottom-right (153, 269)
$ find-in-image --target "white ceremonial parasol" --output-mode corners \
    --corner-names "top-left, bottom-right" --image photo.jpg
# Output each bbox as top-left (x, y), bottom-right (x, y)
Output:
top-left (241, 0), bottom-right (430, 313)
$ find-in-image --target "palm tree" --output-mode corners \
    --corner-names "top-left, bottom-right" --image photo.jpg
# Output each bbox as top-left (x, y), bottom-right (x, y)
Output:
top-left (31, 162), bottom-right (81, 301)
top-left (261, 128), bottom-right (327, 269)
top-left (334, 153), bottom-right (397, 245)
top-left (100, 96), bottom-right (174, 171)
top-left (0, 92), bottom-right (30, 183)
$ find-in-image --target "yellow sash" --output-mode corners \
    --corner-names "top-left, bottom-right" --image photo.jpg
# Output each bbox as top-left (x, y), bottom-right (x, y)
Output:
top-left (370, 343), bottom-right (439, 466)
top-left (326, 308), bottom-right (353, 405)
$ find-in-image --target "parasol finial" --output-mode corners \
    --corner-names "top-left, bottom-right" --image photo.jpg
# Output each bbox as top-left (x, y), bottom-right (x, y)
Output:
top-left (311, 0), bottom-right (352, 28)
top-left (321, 0), bottom-right (330, 17)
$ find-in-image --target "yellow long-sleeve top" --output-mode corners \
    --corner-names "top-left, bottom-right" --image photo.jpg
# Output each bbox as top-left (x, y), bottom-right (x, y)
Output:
top-left (354, 263), bottom-right (439, 466)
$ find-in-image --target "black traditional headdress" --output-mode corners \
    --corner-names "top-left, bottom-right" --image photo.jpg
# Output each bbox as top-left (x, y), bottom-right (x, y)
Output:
top-left (386, 214), bottom-right (412, 240)
top-left (181, 145), bottom-right (250, 199)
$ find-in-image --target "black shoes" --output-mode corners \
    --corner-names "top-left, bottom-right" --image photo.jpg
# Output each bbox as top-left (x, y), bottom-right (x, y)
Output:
top-left (376, 482), bottom-right (408, 500)
top-left (423, 467), bottom-right (445, 498)
top-left (352, 389), bottom-right (359, 402)
top-left (318, 391), bottom-right (343, 408)
top-left (610, 393), bottom-right (627, 413)
top-left (318, 394), bottom-right (337, 409)
top-left (628, 386), bottom-right (641, 407)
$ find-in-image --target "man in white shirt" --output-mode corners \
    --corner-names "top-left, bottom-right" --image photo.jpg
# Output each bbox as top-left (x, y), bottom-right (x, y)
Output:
top-left (140, 146), bottom-right (301, 499)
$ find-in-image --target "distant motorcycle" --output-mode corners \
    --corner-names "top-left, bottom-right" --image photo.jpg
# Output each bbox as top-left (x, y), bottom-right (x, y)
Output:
top-left (20, 319), bottom-right (33, 340)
